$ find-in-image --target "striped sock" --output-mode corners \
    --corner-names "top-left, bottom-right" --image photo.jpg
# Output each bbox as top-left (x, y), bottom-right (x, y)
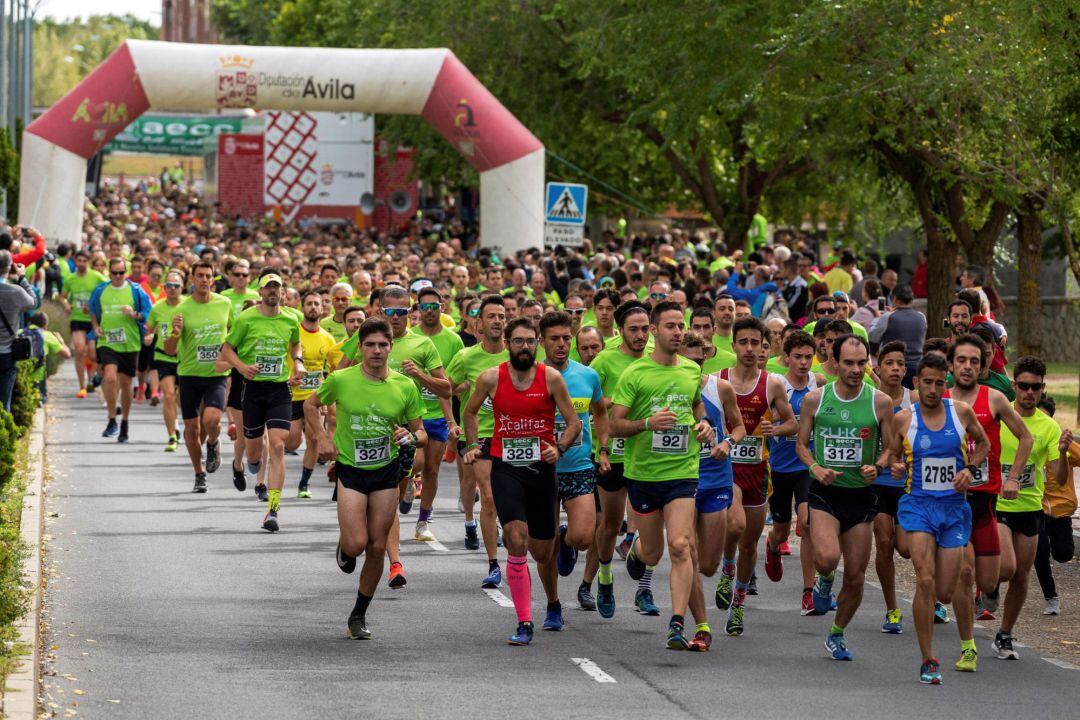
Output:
top-left (638, 566), bottom-right (654, 592)
top-left (733, 580), bottom-right (748, 607)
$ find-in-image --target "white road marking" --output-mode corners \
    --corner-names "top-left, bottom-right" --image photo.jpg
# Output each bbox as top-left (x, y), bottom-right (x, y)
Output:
top-left (428, 536), bottom-right (448, 552)
top-left (571, 657), bottom-right (616, 683)
top-left (483, 588), bottom-right (514, 607)
top-left (1043, 657), bottom-right (1078, 670)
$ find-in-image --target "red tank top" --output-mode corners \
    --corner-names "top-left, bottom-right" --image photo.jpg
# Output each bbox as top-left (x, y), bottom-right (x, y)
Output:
top-left (491, 362), bottom-right (556, 463)
top-left (721, 368), bottom-right (771, 471)
top-left (944, 385), bottom-right (1001, 494)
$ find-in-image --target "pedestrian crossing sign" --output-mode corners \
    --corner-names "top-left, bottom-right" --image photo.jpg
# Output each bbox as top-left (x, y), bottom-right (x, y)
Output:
top-left (545, 182), bottom-right (588, 226)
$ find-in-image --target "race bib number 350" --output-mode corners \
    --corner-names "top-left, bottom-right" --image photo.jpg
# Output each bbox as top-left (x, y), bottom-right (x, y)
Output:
top-left (822, 437), bottom-right (862, 467)
top-left (255, 354), bottom-right (283, 378)
top-left (652, 425), bottom-right (689, 454)
top-left (731, 435), bottom-right (764, 464)
top-left (503, 437), bottom-right (540, 465)
top-left (354, 436), bottom-right (390, 467)
top-left (196, 344), bottom-right (220, 363)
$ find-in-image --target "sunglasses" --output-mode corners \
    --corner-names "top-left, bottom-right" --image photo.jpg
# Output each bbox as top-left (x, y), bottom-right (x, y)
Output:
top-left (649, 293), bottom-right (669, 301)
top-left (110, 270), bottom-right (126, 276)
top-left (1016, 381), bottom-right (1044, 391)
top-left (164, 282), bottom-right (182, 289)
top-left (466, 308), bottom-right (480, 317)
top-left (565, 308), bottom-right (585, 316)
top-left (418, 302), bottom-right (441, 311)
top-left (816, 308), bottom-right (835, 315)
top-left (509, 337), bottom-right (537, 348)
top-left (384, 308), bottom-right (409, 318)
top-left (233, 272), bottom-right (249, 278)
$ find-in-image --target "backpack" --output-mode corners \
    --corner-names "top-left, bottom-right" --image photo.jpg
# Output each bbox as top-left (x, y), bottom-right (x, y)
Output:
top-left (760, 292), bottom-right (790, 323)
top-left (19, 326), bottom-right (46, 367)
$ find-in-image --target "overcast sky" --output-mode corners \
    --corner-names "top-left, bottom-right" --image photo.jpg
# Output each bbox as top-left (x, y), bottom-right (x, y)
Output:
top-left (37, 0), bottom-right (159, 23)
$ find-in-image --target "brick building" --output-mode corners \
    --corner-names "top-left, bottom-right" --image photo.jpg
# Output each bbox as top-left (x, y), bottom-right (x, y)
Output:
top-left (161, 0), bottom-right (217, 44)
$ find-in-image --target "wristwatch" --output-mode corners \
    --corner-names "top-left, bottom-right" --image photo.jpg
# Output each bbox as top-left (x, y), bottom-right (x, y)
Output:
top-left (965, 463), bottom-right (979, 477)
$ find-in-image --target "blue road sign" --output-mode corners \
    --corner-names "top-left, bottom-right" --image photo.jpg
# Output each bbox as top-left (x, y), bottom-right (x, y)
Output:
top-left (545, 182), bottom-right (588, 226)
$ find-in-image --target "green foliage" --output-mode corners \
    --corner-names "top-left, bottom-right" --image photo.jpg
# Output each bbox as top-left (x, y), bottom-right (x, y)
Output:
top-left (0, 121), bottom-right (20, 221)
top-left (9, 360), bottom-right (38, 433)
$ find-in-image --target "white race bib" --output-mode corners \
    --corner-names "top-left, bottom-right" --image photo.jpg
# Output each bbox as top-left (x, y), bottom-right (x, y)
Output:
top-left (731, 435), bottom-right (764, 464)
top-left (503, 436), bottom-right (540, 465)
top-left (353, 436), bottom-right (390, 467)
top-left (652, 425), bottom-right (689, 454)
top-left (255, 354), bottom-right (283, 378)
top-left (699, 438), bottom-right (715, 459)
top-left (921, 457), bottom-right (956, 492)
top-left (300, 371), bottom-right (323, 390)
top-left (196, 344), bottom-right (220, 363)
top-left (104, 327), bottom-right (127, 345)
top-left (969, 459), bottom-right (990, 488)
top-left (1001, 463), bottom-right (1035, 489)
top-left (555, 419), bottom-right (581, 448)
top-left (610, 437), bottom-right (626, 457)
top-left (822, 437), bottom-right (862, 467)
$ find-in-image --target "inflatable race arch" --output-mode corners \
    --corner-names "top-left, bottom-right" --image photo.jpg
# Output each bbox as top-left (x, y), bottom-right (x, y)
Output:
top-left (20, 40), bottom-right (545, 254)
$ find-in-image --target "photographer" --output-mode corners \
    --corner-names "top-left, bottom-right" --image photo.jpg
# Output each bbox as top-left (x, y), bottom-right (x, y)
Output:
top-left (0, 250), bottom-right (38, 410)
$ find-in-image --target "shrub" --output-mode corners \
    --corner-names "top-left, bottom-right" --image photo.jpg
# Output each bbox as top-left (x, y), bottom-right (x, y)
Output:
top-left (8, 360), bottom-right (38, 435)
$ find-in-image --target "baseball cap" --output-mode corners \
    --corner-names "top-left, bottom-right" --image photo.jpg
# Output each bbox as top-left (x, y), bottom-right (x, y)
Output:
top-left (259, 274), bottom-right (283, 288)
top-left (410, 278), bottom-right (434, 294)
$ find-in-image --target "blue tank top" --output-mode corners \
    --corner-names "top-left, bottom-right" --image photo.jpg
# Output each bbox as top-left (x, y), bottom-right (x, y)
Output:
top-left (904, 399), bottom-right (968, 502)
top-left (769, 373), bottom-right (817, 473)
top-left (875, 387), bottom-right (913, 488)
top-left (699, 375), bottom-right (733, 490)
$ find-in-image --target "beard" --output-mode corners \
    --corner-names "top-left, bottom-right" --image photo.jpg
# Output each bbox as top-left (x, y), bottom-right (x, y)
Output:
top-left (510, 348), bottom-right (535, 371)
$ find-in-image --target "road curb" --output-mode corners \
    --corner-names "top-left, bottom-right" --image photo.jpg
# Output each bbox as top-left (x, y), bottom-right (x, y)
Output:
top-left (3, 408), bottom-right (47, 720)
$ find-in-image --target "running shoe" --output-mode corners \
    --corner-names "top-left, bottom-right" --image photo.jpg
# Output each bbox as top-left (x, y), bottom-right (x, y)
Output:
top-left (297, 481), bottom-right (312, 499)
top-left (993, 631), bottom-right (1019, 660)
top-left (464, 524), bottom-right (480, 550)
top-left (509, 621), bottom-right (534, 646)
top-left (543, 603), bottom-right (564, 631)
top-left (232, 464), bottom-right (246, 492)
top-left (347, 614), bottom-right (371, 640)
top-left (482, 565), bottom-right (502, 589)
top-left (577, 584), bottom-right (596, 612)
top-left (747, 573), bottom-right (758, 596)
top-left (399, 477), bottom-right (415, 514)
top-left (688, 630), bottom-right (712, 652)
top-left (976, 606), bottom-right (996, 621)
top-left (934, 601), bottom-right (950, 624)
top-left (725, 604), bottom-right (745, 636)
top-left (117, 420), bottom-right (129, 443)
top-left (982, 588), bottom-right (1000, 613)
top-left (227, 422), bottom-right (237, 441)
top-left (812, 572), bottom-right (834, 615)
top-left (596, 580), bottom-right (615, 618)
top-left (635, 589), bottom-right (660, 616)
top-left (919, 658), bottom-right (942, 684)
top-left (414, 520), bottom-right (436, 542)
top-left (556, 524), bottom-right (578, 577)
top-left (764, 541), bottom-right (783, 582)
top-left (413, 477), bottom-right (423, 499)
top-left (76, 388), bottom-right (87, 399)
top-left (192, 473), bottom-right (208, 494)
top-left (955, 647), bottom-right (978, 672)
top-left (102, 418), bottom-right (118, 438)
top-left (666, 620), bottom-right (690, 650)
top-left (1044, 597), bottom-right (1061, 616)
top-left (616, 533), bottom-right (634, 560)
top-left (164, 435), bottom-right (179, 452)
top-left (825, 632), bottom-right (853, 661)
top-left (336, 541), bottom-right (356, 574)
top-left (205, 441), bottom-right (221, 474)
top-left (882, 608), bottom-right (903, 634)
top-left (388, 562), bottom-right (407, 589)
top-left (262, 511), bottom-right (279, 533)
top-left (779, 540), bottom-right (792, 556)
top-left (255, 483), bottom-right (269, 502)
top-left (801, 589), bottom-right (821, 616)
top-left (149, 393), bottom-right (160, 408)
top-left (830, 594), bottom-right (838, 611)
top-left (625, 543), bottom-right (646, 581)
top-left (716, 574), bottom-right (733, 610)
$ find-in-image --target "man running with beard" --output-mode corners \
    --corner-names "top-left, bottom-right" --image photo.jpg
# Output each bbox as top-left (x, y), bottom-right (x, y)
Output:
top-left (217, 274), bottom-right (303, 531)
top-left (445, 295), bottom-right (509, 586)
top-left (871, 340), bottom-right (917, 632)
top-left (462, 317), bottom-right (580, 645)
top-left (946, 334), bottom-right (1032, 672)
top-left (305, 318), bottom-right (426, 640)
top-left (796, 333), bottom-right (894, 661)
top-left (890, 353), bottom-right (989, 684)
top-left (288, 292), bottom-right (336, 498)
top-left (143, 270), bottom-right (185, 452)
top-left (165, 261), bottom-right (233, 492)
top-left (764, 330), bottom-right (824, 614)
top-left (537, 311), bottom-right (607, 631)
top-left (613, 300), bottom-right (717, 649)
top-left (582, 301), bottom-right (653, 617)
top-left (60, 250), bottom-right (106, 398)
top-left (716, 317), bottom-right (797, 636)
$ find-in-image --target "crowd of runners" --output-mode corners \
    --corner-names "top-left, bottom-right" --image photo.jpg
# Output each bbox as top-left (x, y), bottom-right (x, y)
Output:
top-left (23, 179), bottom-right (1080, 686)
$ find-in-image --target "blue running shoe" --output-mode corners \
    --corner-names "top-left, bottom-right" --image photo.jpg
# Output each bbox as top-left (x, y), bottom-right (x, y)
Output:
top-left (482, 565), bottom-right (502, 589)
top-left (812, 573), bottom-right (835, 615)
top-left (830, 594), bottom-right (838, 611)
top-left (543, 603), bottom-right (564, 631)
top-left (882, 608), bottom-right (903, 634)
top-left (919, 658), bottom-right (942, 684)
top-left (509, 621), bottom-right (534, 646)
top-left (825, 632), bottom-right (853, 661)
top-left (625, 543), bottom-right (646, 581)
top-left (934, 601), bottom-right (950, 624)
top-left (635, 589), bottom-right (660, 616)
top-left (464, 524), bottom-right (480, 550)
top-left (556, 524), bottom-right (578, 577)
top-left (597, 580), bottom-right (616, 618)
top-left (666, 620), bottom-right (690, 650)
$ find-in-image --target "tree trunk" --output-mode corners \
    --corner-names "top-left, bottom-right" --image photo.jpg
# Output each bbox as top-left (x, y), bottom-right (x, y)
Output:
top-left (1015, 197), bottom-right (1043, 358)
top-left (925, 225), bottom-right (954, 338)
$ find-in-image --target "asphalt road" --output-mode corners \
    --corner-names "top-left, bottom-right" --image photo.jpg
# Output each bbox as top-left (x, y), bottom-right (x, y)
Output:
top-left (38, 375), bottom-right (1080, 719)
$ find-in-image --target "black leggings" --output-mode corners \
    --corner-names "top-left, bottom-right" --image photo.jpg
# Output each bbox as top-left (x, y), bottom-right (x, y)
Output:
top-left (1034, 514), bottom-right (1076, 600)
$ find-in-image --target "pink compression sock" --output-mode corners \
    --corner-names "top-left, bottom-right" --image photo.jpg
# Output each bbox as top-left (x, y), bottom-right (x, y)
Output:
top-left (506, 555), bottom-right (531, 622)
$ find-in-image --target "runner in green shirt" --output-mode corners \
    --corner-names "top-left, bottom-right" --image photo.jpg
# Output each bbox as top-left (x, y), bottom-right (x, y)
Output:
top-left (319, 282), bottom-right (353, 343)
top-left (218, 273), bottom-right (302, 533)
top-left (60, 250), bottom-right (107, 396)
top-left (445, 294), bottom-right (508, 587)
top-left (220, 260), bottom-right (259, 317)
top-left (304, 316), bottom-right (426, 641)
top-left (144, 270), bottom-right (185, 452)
top-left (992, 355), bottom-right (1072, 661)
top-left (609, 300), bottom-right (715, 649)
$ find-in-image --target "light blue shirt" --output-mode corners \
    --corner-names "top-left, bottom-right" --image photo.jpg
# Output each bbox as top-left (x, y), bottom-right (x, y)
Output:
top-left (554, 360), bottom-right (603, 473)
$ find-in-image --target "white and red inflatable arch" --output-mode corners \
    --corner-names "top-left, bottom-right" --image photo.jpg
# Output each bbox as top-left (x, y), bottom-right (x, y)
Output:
top-left (20, 40), bottom-right (545, 254)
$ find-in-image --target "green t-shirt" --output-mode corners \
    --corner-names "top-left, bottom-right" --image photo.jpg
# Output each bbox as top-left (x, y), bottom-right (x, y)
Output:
top-left (316, 365), bottom-right (423, 470)
top-left (146, 299), bottom-right (184, 363)
top-left (64, 270), bottom-right (107, 322)
top-left (97, 283), bottom-right (141, 353)
top-left (611, 355), bottom-right (703, 482)
top-left (411, 325), bottom-right (465, 419)
top-left (32, 328), bottom-right (63, 383)
top-left (812, 382), bottom-right (880, 488)
top-left (803, 320), bottom-right (869, 343)
top-left (702, 351), bottom-right (736, 375)
top-left (320, 315), bottom-right (347, 343)
top-left (445, 344), bottom-right (508, 438)
top-left (765, 356), bottom-right (786, 375)
top-left (176, 294), bottom-right (233, 377)
top-left (343, 331), bottom-right (444, 421)
top-left (946, 370), bottom-right (1015, 402)
top-left (220, 287), bottom-right (260, 317)
top-left (590, 346), bottom-right (644, 463)
top-left (997, 409), bottom-right (1061, 513)
top-left (225, 306), bottom-right (300, 383)
top-left (603, 333), bottom-right (621, 350)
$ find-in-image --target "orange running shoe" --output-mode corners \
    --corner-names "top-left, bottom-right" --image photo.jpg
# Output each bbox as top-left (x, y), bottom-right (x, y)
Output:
top-left (76, 388), bottom-right (87, 399)
top-left (388, 562), bottom-right (407, 589)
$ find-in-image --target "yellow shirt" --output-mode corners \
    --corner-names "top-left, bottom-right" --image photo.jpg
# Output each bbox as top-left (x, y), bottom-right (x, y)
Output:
top-left (823, 266), bottom-right (853, 295)
top-left (293, 324), bottom-right (337, 401)
top-left (327, 337), bottom-right (349, 372)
